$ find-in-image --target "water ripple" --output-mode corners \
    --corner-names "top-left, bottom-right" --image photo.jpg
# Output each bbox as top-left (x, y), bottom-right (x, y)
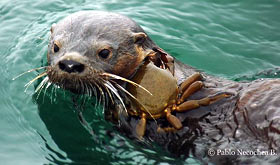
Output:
top-left (1, 0), bottom-right (280, 164)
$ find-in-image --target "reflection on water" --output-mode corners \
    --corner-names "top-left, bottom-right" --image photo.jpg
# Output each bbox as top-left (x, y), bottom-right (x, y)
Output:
top-left (1, 0), bottom-right (280, 164)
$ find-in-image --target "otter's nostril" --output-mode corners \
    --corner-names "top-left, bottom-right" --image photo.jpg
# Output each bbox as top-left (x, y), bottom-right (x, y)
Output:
top-left (58, 60), bottom-right (85, 73)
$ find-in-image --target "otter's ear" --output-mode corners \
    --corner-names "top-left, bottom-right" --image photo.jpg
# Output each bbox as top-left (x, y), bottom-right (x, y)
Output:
top-left (50, 23), bottom-right (56, 33)
top-left (133, 32), bottom-right (147, 45)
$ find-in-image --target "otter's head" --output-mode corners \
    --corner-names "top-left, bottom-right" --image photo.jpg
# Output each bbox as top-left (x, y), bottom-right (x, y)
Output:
top-left (47, 11), bottom-right (158, 93)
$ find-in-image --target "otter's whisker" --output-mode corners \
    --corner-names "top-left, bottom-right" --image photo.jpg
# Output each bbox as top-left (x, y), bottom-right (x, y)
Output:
top-left (76, 79), bottom-right (85, 102)
top-left (99, 85), bottom-right (106, 108)
top-left (88, 85), bottom-right (92, 97)
top-left (103, 85), bottom-right (115, 105)
top-left (100, 73), bottom-right (152, 96)
top-left (85, 83), bottom-right (91, 97)
top-left (35, 76), bottom-right (49, 100)
top-left (79, 80), bottom-right (85, 101)
top-left (81, 80), bottom-right (86, 95)
top-left (35, 76), bottom-right (49, 93)
top-left (93, 80), bottom-right (105, 106)
top-left (111, 82), bottom-right (136, 101)
top-left (12, 66), bottom-right (46, 81)
top-left (58, 79), bottom-right (66, 99)
top-left (104, 81), bottom-right (127, 113)
top-left (36, 79), bottom-right (49, 100)
top-left (86, 83), bottom-right (92, 97)
top-left (104, 94), bottom-right (109, 110)
top-left (43, 82), bottom-right (52, 103)
top-left (24, 72), bottom-right (47, 92)
top-left (53, 84), bottom-right (59, 102)
top-left (81, 81), bottom-right (89, 104)
top-left (83, 83), bottom-right (91, 104)
top-left (78, 79), bottom-right (83, 94)
top-left (50, 84), bottom-right (55, 104)
top-left (88, 83), bottom-right (98, 106)
top-left (112, 81), bottom-right (157, 123)
top-left (88, 83), bottom-right (96, 96)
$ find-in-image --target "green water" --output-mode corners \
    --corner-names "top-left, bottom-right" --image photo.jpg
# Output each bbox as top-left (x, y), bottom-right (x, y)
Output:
top-left (1, 0), bottom-right (280, 164)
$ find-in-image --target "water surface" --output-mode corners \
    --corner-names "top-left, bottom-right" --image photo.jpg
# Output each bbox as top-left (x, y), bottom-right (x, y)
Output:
top-left (1, 0), bottom-right (280, 164)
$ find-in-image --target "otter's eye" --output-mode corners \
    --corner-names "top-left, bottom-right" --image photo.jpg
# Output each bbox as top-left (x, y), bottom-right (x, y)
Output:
top-left (53, 43), bottom-right (60, 53)
top-left (98, 49), bottom-right (110, 59)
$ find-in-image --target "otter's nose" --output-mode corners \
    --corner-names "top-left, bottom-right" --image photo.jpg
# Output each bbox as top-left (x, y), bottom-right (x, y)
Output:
top-left (58, 60), bottom-right (85, 73)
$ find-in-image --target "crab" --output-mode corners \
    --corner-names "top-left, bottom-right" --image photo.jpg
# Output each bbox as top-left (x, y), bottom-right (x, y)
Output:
top-left (126, 60), bottom-right (231, 138)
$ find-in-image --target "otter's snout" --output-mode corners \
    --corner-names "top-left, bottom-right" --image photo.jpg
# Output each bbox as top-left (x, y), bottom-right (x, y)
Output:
top-left (58, 60), bottom-right (85, 73)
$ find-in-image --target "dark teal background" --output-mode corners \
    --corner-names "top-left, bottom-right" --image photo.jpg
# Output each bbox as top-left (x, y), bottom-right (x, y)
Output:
top-left (1, 0), bottom-right (280, 164)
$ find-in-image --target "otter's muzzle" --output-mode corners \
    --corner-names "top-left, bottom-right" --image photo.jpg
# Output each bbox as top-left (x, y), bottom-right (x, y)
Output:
top-left (57, 52), bottom-right (88, 74)
top-left (58, 60), bottom-right (85, 73)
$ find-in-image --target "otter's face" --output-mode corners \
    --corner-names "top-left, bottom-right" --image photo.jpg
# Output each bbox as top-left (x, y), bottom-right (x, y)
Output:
top-left (46, 11), bottom-right (150, 93)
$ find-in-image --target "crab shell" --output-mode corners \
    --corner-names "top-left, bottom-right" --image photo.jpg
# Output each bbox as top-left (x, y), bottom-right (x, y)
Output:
top-left (127, 61), bottom-right (179, 119)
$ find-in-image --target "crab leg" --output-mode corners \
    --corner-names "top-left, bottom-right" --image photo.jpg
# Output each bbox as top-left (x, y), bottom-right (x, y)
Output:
top-left (179, 81), bottom-right (204, 103)
top-left (165, 108), bottom-right (182, 129)
top-left (176, 93), bottom-right (232, 112)
top-left (136, 113), bottom-right (147, 138)
top-left (179, 72), bottom-right (202, 93)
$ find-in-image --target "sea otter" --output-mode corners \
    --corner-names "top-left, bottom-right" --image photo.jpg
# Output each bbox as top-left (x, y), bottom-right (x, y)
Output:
top-left (45, 11), bottom-right (280, 164)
